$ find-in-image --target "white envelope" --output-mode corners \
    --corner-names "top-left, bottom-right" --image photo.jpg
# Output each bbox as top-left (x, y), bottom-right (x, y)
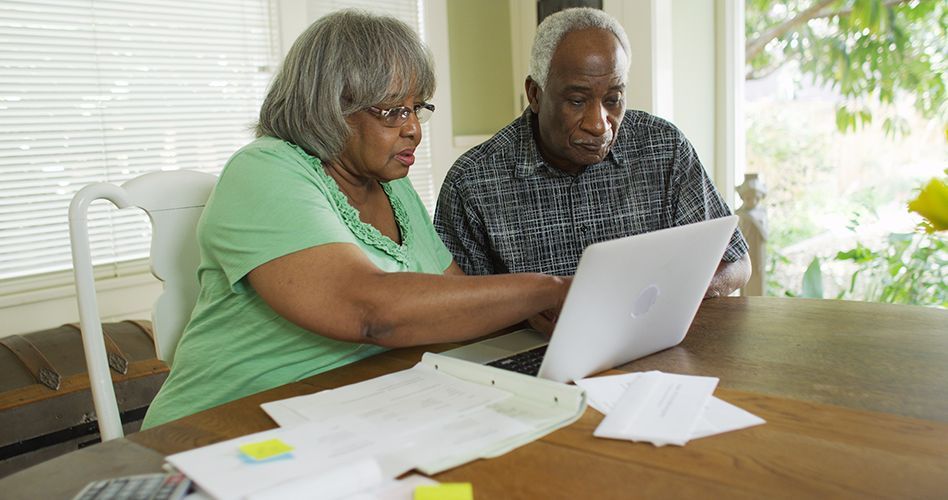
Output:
top-left (579, 372), bottom-right (765, 446)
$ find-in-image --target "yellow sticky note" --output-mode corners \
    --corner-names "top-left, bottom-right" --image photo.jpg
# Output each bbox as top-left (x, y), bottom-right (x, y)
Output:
top-left (238, 438), bottom-right (294, 461)
top-left (414, 483), bottom-right (473, 500)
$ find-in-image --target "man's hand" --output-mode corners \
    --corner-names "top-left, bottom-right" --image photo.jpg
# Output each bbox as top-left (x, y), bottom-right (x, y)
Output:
top-left (704, 254), bottom-right (752, 298)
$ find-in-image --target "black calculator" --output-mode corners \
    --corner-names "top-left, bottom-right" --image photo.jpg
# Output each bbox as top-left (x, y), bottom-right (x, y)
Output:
top-left (72, 472), bottom-right (192, 500)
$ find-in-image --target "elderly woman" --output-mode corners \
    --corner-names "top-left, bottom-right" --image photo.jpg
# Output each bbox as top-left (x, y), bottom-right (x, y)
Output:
top-left (141, 10), bottom-right (569, 428)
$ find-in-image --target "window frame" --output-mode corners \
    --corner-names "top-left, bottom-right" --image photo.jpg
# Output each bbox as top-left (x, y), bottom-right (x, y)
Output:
top-left (0, 0), bottom-right (280, 329)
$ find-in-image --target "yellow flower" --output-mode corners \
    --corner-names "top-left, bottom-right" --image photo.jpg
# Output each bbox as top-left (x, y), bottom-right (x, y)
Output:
top-left (908, 175), bottom-right (948, 233)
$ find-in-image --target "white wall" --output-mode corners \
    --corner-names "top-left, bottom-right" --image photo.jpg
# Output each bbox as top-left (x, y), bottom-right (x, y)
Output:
top-left (605, 0), bottom-right (673, 119)
top-left (715, 0), bottom-right (745, 208)
top-left (671, 0), bottom-right (717, 182)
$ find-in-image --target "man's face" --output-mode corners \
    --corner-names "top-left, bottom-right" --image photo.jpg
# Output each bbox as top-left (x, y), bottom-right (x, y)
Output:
top-left (528, 28), bottom-right (627, 175)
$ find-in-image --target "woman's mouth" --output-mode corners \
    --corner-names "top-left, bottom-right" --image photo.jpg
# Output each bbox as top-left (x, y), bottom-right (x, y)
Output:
top-left (395, 149), bottom-right (415, 167)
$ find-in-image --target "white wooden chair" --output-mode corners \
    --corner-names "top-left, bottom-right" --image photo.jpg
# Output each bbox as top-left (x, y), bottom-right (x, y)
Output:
top-left (68, 169), bottom-right (217, 441)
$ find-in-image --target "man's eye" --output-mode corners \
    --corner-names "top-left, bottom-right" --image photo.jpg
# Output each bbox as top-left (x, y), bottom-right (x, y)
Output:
top-left (568, 99), bottom-right (584, 106)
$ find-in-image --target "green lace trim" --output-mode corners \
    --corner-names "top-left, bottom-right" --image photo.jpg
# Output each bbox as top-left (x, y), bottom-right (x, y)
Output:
top-left (285, 141), bottom-right (412, 265)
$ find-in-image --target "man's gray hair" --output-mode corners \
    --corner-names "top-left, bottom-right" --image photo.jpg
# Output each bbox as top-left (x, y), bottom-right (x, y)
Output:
top-left (528, 8), bottom-right (631, 89)
top-left (256, 9), bottom-right (435, 160)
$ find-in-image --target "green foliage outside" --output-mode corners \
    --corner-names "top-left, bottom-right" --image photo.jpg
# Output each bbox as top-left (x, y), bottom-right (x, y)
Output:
top-left (746, 0), bottom-right (946, 138)
top-left (779, 217), bottom-right (947, 308)
top-left (744, 103), bottom-right (835, 251)
top-left (745, 0), bottom-right (947, 308)
top-left (834, 231), bottom-right (947, 305)
top-left (749, 104), bottom-right (947, 306)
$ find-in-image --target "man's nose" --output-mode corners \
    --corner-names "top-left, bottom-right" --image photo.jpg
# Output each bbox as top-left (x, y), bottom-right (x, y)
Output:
top-left (580, 103), bottom-right (609, 136)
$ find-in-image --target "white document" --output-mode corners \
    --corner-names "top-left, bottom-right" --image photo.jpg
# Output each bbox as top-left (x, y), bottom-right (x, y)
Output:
top-left (690, 394), bottom-right (766, 439)
top-left (350, 474), bottom-right (439, 500)
top-left (594, 371), bottom-right (718, 446)
top-left (250, 469), bottom-right (437, 500)
top-left (168, 354), bottom-right (586, 499)
top-left (396, 407), bottom-right (532, 474)
top-left (181, 475), bottom-right (437, 500)
top-left (247, 458), bottom-right (384, 500)
top-left (577, 372), bottom-right (654, 415)
top-left (261, 361), bottom-right (538, 473)
top-left (261, 353), bottom-right (586, 475)
top-left (580, 372), bottom-right (764, 446)
top-left (262, 363), bottom-right (510, 432)
top-left (166, 421), bottom-right (412, 500)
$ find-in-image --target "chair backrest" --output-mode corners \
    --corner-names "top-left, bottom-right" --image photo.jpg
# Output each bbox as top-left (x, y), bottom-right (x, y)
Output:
top-left (69, 169), bottom-right (217, 441)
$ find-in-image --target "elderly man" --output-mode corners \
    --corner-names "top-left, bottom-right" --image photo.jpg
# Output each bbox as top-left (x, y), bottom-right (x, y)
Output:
top-left (435, 7), bottom-right (750, 299)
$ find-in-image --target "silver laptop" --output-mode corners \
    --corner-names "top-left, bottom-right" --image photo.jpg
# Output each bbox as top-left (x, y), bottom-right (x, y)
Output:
top-left (441, 215), bottom-right (739, 383)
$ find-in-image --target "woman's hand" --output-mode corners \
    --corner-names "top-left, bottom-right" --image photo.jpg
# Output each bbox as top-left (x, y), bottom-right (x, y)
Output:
top-left (527, 309), bottom-right (558, 337)
top-left (527, 276), bottom-right (571, 336)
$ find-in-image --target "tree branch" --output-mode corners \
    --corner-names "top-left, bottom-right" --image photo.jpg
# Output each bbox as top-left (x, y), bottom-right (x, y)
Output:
top-left (746, 63), bottom-right (784, 81)
top-left (745, 0), bottom-right (915, 77)
top-left (746, 0), bottom-right (838, 62)
top-left (810, 0), bottom-right (912, 20)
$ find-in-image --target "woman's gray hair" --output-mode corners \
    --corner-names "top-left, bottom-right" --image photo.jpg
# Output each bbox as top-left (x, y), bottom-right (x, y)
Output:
top-left (256, 9), bottom-right (435, 160)
top-left (528, 8), bottom-right (631, 90)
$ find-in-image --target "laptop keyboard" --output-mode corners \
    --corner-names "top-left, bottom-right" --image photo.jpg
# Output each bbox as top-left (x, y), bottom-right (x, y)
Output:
top-left (486, 345), bottom-right (548, 376)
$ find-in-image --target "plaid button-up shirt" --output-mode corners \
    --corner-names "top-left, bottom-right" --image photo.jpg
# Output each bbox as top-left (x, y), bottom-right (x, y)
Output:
top-left (434, 109), bottom-right (748, 276)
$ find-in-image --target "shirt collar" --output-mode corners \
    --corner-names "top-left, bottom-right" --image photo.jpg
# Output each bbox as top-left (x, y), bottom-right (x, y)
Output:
top-left (514, 109), bottom-right (630, 179)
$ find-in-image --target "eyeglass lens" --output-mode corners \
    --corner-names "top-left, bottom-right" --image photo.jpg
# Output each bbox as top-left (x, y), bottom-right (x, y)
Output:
top-left (379, 104), bottom-right (434, 127)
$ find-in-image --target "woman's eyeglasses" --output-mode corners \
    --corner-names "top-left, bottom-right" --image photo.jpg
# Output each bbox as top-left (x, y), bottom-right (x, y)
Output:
top-left (366, 103), bottom-right (435, 127)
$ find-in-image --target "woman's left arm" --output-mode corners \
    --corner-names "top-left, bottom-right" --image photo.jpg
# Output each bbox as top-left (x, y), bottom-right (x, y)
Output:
top-left (443, 261), bottom-right (465, 276)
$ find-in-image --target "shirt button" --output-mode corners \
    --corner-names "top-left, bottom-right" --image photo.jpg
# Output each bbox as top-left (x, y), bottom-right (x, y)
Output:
top-left (579, 225), bottom-right (588, 233)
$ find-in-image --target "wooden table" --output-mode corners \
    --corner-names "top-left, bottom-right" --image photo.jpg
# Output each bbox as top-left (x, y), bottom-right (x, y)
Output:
top-left (3, 297), bottom-right (947, 498)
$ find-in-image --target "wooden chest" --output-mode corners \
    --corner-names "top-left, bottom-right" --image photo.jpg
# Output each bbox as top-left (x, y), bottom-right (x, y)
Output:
top-left (0, 321), bottom-right (169, 477)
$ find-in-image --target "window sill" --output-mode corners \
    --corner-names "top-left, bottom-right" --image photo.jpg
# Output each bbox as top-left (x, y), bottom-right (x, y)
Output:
top-left (0, 261), bottom-right (157, 309)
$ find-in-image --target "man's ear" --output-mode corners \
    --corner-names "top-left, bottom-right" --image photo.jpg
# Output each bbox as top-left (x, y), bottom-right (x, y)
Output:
top-left (526, 77), bottom-right (541, 113)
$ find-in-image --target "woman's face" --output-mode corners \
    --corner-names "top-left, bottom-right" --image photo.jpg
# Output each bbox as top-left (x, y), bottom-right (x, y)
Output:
top-left (337, 95), bottom-right (423, 182)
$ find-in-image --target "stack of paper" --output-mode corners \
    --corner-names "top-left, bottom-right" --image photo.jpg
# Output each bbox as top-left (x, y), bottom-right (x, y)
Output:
top-left (165, 353), bottom-right (586, 499)
top-left (165, 420), bottom-right (411, 499)
top-left (577, 371), bottom-right (765, 446)
top-left (261, 352), bottom-right (587, 473)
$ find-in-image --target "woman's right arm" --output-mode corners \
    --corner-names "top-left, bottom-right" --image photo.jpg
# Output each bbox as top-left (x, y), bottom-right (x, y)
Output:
top-left (247, 242), bottom-right (568, 348)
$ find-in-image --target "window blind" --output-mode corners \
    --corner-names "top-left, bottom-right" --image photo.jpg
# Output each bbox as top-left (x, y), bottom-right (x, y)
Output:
top-left (304, 0), bottom-right (437, 213)
top-left (0, 0), bottom-right (276, 285)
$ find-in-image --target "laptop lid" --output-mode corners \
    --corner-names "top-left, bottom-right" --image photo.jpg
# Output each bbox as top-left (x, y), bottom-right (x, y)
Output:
top-left (440, 216), bottom-right (739, 381)
top-left (536, 215), bottom-right (739, 383)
